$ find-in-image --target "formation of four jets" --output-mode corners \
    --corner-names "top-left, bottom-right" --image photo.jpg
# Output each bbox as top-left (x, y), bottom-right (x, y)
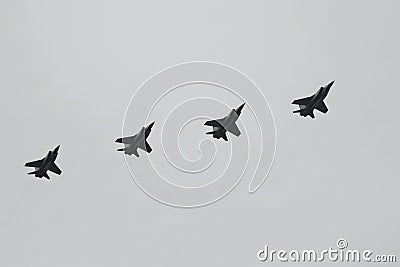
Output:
top-left (25, 81), bottom-right (334, 179)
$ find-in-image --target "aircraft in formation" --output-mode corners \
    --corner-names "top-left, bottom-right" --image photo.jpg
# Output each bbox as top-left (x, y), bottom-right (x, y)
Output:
top-left (25, 145), bottom-right (62, 179)
top-left (115, 121), bottom-right (155, 157)
top-left (204, 103), bottom-right (245, 141)
top-left (24, 81), bottom-right (333, 178)
top-left (292, 80), bottom-right (334, 118)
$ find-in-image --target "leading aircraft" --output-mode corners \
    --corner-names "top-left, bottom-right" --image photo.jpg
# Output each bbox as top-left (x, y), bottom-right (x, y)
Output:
top-left (292, 80), bottom-right (334, 118)
top-left (25, 145), bottom-right (62, 179)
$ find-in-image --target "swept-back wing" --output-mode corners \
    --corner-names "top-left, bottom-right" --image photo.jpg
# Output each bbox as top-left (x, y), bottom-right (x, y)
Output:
top-left (315, 101), bottom-right (328, 113)
top-left (115, 135), bottom-right (137, 144)
top-left (292, 96), bottom-right (313, 105)
top-left (48, 163), bottom-right (62, 175)
top-left (25, 158), bottom-right (44, 168)
top-left (226, 123), bottom-right (241, 137)
top-left (145, 141), bottom-right (152, 153)
top-left (205, 119), bottom-right (223, 127)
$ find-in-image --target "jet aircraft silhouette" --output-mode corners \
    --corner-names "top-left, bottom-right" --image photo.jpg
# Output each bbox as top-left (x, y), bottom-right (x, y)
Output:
top-left (25, 145), bottom-right (62, 179)
top-left (115, 122), bottom-right (155, 157)
top-left (292, 81), bottom-right (334, 118)
top-left (204, 103), bottom-right (245, 141)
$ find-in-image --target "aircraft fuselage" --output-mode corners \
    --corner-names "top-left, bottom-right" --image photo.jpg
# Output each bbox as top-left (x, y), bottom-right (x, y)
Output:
top-left (36, 148), bottom-right (58, 177)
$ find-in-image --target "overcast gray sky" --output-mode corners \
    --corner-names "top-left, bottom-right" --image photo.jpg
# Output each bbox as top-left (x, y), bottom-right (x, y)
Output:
top-left (0, 1), bottom-right (399, 266)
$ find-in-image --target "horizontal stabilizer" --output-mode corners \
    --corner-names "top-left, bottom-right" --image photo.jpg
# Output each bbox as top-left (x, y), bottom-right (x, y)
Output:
top-left (221, 132), bottom-right (228, 141)
top-left (207, 131), bottom-right (228, 141)
top-left (131, 149), bottom-right (139, 157)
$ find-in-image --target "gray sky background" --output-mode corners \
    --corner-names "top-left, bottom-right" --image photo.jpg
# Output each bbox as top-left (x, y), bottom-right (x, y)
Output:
top-left (0, 0), bottom-right (399, 266)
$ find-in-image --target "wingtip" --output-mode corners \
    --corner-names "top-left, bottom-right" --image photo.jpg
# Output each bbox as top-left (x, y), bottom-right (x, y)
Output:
top-left (147, 121), bottom-right (155, 128)
top-left (115, 138), bottom-right (122, 143)
top-left (235, 102), bottom-right (245, 114)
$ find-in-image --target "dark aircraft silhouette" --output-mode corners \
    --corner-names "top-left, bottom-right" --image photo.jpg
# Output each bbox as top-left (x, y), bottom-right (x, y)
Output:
top-left (205, 103), bottom-right (245, 141)
top-left (25, 145), bottom-right (62, 179)
top-left (115, 122), bottom-right (155, 157)
top-left (292, 80), bottom-right (334, 118)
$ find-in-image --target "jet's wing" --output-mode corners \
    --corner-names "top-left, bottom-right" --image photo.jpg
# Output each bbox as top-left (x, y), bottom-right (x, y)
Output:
top-left (205, 119), bottom-right (223, 127)
top-left (145, 123), bottom-right (154, 137)
top-left (292, 96), bottom-right (313, 105)
top-left (25, 158), bottom-right (44, 168)
top-left (315, 101), bottom-right (328, 113)
top-left (137, 139), bottom-right (147, 150)
top-left (226, 123), bottom-right (241, 137)
top-left (145, 141), bottom-right (152, 153)
top-left (115, 134), bottom-right (137, 144)
top-left (48, 163), bottom-right (62, 175)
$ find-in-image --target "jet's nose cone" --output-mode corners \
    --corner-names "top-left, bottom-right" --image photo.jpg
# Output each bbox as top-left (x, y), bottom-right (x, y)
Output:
top-left (54, 145), bottom-right (60, 152)
top-left (326, 80), bottom-right (335, 88)
top-left (147, 121), bottom-right (155, 129)
top-left (235, 103), bottom-right (245, 114)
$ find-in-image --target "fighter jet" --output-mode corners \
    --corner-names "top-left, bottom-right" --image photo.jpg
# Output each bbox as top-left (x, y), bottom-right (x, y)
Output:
top-left (24, 145), bottom-right (62, 179)
top-left (292, 80), bottom-right (334, 118)
top-left (115, 122), bottom-right (155, 157)
top-left (204, 103), bottom-right (245, 141)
